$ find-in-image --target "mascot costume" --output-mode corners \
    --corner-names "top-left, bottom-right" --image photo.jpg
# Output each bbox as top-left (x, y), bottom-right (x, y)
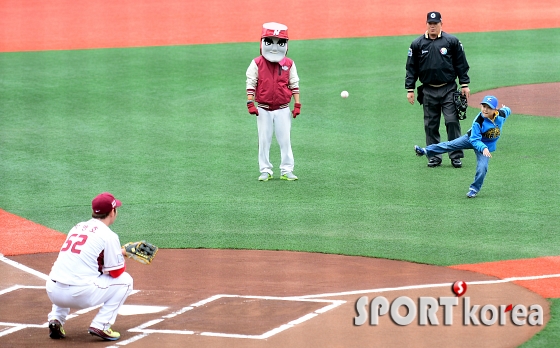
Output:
top-left (246, 22), bottom-right (301, 181)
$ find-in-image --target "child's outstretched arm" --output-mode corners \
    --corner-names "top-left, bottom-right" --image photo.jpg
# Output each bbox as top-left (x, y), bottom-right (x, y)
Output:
top-left (499, 105), bottom-right (511, 119)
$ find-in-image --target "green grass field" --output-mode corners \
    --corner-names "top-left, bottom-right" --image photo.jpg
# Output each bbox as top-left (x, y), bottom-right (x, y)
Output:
top-left (1, 28), bottom-right (559, 346)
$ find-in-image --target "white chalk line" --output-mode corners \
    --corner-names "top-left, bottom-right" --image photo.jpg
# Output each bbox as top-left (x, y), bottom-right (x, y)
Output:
top-left (128, 294), bottom-right (346, 341)
top-left (2, 254), bottom-right (560, 343)
top-left (291, 273), bottom-right (560, 299)
top-left (0, 254), bottom-right (49, 281)
top-left (0, 285), bottom-right (45, 296)
top-left (0, 268), bottom-right (49, 339)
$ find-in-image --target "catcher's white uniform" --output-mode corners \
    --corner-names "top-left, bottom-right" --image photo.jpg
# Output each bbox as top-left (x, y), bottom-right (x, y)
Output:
top-left (46, 218), bottom-right (133, 331)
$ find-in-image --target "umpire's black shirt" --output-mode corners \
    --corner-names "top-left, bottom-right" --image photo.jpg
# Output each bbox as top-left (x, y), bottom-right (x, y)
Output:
top-left (405, 31), bottom-right (470, 90)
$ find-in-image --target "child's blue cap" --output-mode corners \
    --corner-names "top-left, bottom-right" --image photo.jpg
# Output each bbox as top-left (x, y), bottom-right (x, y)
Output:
top-left (481, 95), bottom-right (498, 109)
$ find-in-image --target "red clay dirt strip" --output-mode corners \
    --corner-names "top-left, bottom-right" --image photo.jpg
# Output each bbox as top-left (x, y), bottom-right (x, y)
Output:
top-left (1, 0), bottom-right (560, 52)
top-left (452, 256), bottom-right (560, 298)
top-left (0, 209), bottom-right (67, 256)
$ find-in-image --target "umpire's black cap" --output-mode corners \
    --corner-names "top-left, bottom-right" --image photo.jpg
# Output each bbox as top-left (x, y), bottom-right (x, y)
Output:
top-left (427, 11), bottom-right (442, 23)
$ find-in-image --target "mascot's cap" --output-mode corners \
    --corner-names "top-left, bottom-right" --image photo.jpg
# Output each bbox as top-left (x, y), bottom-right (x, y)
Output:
top-left (261, 22), bottom-right (289, 39)
top-left (481, 95), bottom-right (498, 109)
top-left (427, 11), bottom-right (442, 23)
top-left (92, 192), bottom-right (122, 214)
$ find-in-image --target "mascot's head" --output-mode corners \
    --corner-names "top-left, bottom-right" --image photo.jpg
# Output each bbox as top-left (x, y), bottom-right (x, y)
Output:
top-left (260, 22), bottom-right (289, 63)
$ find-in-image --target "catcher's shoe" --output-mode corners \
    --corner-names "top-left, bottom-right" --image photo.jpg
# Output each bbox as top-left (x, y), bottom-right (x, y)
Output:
top-left (281, 172), bottom-right (298, 181)
top-left (49, 319), bottom-right (66, 339)
top-left (88, 327), bottom-right (120, 341)
top-left (414, 145), bottom-right (426, 157)
top-left (258, 173), bottom-right (272, 181)
top-left (466, 189), bottom-right (478, 198)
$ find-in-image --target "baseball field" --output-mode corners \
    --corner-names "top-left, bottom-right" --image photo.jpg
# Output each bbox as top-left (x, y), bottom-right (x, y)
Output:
top-left (1, 0), bottom-right (560, 346)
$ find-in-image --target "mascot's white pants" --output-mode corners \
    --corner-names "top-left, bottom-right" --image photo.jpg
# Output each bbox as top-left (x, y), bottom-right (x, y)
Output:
top-left (46, 272), bottom-right (133, 330)
top-left (257, 107), bottom-right (294, 175)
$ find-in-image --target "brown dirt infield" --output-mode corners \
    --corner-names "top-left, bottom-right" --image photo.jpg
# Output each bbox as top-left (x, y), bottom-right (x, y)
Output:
top-left (471, 83), bottom-right (560, 118)
top-left (0, 250), bottom-right (550, 347)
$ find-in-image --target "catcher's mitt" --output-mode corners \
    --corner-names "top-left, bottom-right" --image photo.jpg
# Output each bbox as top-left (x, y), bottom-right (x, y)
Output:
top-left (122, 241), bottom-right (158, 265)
top-left (453, 89), bottom-right (468, 120)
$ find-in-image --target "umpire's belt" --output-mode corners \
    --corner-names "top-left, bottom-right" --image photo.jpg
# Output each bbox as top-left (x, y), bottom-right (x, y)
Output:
top-left (428, 83), bottom-right (447, 88)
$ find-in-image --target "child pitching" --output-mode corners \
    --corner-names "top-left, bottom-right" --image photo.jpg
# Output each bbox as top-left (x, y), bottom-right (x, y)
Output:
top-left (414, 95), bottom-right (511, 198)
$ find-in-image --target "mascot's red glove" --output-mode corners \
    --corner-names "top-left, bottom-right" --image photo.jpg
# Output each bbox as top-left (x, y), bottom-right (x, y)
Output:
top-left (292, 103), bottom-right (301, 118)
top-left (247, 101), bottom-right (259, 116)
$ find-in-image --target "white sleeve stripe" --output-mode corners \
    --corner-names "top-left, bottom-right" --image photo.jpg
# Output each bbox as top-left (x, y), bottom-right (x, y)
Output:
top-left (246, 60), bottom-right (258, 90)
top-left (289, 63), bottom-right (300, 90)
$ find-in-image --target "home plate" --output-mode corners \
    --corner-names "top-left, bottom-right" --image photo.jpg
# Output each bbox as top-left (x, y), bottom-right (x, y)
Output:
top-left (118, 305), bottom-right (168, 316)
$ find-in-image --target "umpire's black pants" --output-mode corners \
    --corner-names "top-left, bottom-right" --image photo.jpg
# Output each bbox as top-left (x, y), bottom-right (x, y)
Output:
top-left (421, 83), bottom-right (463, 161)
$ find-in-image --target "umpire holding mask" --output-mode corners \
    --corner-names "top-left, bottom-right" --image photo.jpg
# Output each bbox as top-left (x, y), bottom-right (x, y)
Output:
top-left (406, 11), bottom-right (471, 168)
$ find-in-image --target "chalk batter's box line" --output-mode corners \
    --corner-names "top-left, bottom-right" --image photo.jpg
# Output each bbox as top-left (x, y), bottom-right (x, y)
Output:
top-left (6, 253), bottom-right (560, 302)
top-left (2, 255), bottom-right (559, 345)
top-left (0, 284), bottom-right (143, 339)
top-left (0, 285), bottom-right (52, 338)
top-left (127, 294), bottom-right (346, 340)
top-left (292, 273), bottom-right (560, 299)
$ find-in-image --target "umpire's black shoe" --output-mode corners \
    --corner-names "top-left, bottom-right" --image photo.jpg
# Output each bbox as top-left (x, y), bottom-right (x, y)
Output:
top-left (427, 158), bottom-right (442, 168)
top-left (451, 159), bottom-right (463, 168)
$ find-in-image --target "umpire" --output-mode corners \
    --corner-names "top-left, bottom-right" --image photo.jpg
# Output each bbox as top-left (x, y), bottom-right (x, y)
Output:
top-left (405, 11), bottom-right (470, 168)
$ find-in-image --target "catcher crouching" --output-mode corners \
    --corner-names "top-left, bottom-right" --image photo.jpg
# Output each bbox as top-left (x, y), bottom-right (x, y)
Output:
top-left (46, 193), bottom-right (159, 341)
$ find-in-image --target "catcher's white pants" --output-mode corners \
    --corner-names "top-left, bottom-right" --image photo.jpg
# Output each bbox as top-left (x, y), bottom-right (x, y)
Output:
top-left (257, 107), bottom-right (294, 175)
top-left (46, 272), bottom-right (133, 330)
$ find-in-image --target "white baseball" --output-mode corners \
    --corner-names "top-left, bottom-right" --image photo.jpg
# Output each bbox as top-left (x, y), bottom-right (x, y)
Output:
top-left (341, 91), bottom-right (349, 98)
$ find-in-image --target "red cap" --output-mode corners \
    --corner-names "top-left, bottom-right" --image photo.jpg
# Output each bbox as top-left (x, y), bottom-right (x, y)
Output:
top-left (261, 22), bottom-right (289, 39)
top-left (92, 192), bottom-right (122, 214)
